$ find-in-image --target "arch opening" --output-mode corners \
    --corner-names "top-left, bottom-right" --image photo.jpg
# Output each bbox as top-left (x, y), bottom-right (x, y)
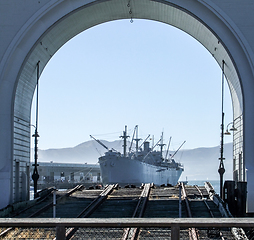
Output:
top-left (2, 0), bottom-right (252, 210)
top-left (31, 19), bottom-right (234, 183)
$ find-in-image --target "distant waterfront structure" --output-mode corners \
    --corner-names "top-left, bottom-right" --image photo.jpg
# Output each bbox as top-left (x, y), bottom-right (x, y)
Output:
top-left (30, 162), bottom-right (101, 189)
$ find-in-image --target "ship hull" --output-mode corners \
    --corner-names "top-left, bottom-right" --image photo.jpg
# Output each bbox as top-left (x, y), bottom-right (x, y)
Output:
top-left (99, 156), bottom-right (183, 186)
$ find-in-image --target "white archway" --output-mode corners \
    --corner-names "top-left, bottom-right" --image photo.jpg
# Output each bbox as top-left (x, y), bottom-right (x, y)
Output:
top-left (1, 0), bottom-right (254, 211)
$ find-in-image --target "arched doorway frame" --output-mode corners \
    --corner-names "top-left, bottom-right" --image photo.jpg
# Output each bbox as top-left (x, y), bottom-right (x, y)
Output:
top-left (1, 0), bottom-right (254, 211)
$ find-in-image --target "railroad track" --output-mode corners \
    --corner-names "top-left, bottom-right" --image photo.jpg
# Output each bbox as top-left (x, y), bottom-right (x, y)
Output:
top-left (0, 185), bottom-right (84, 239)
top-left (65, 184), bottom-right (118, 240)
top-left (0, 182), bottom-right (251, 239)
top-left (65, 184), bottom-right (151, 239)
top-left (6, 184), bottom-right (85, 218)
top-left (181, 183), bottom-right (248, 240)
top-left (63, 182), bottom-right (232, 240)
top-left (122, 183), bottom-right (151, 240)
top-left (204, 182), bottom-right (249, 240)
top-left (181, 183), bottom-right (199, 240)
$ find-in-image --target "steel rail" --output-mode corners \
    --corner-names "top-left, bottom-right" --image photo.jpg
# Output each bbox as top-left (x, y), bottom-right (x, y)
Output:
top-left (27, 184), bottom-right (84, 218)
top-left (122, 183), bottom-right (151, 240)
top-left (9, 187), bottom-right (55, 218)
top-left (76, 184), bottom-right (117, 218)
top-left (194, 185), bottom-right (215, 218)
top-left (204, 183), bottom-right (249, 240)
top-left (65, 184), bottom-right (117, 240)
top-left (0, 188), bottom-right (55, 239)
top-left (195, 185), bottom-right (222, 239)
top-left (0, 185), bottom-right (84, 239)
top-left (0, 187), bottom-right (56, 238)
top-left (181, 183), bottom-right (199, 240)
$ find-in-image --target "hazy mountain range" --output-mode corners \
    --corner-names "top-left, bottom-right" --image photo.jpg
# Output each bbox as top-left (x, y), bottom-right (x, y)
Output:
top-left (34, 140), bottom-right (234, 181)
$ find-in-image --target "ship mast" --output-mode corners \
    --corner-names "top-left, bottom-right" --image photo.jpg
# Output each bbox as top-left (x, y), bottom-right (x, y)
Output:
top-left (158, 132), bottom-right (166, 158)
top-left (120, 125), bottom-right (129, 157)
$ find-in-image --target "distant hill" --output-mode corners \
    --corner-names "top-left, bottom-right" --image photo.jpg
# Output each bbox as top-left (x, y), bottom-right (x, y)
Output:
top-left (173, 143), bottom-right (233, 181)
top-left (37, 140), bottom-right (124, 164)
top-left (34, 140), bottom-right (233, 181)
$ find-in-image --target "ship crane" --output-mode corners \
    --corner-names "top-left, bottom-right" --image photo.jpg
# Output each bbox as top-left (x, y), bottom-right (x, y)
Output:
top-left (129, 125), bottom-right (137, 153)
top-left (90, 135), bottom-right (108, 150)
top-left (165, 137), bottom-right (172, 160)
top-left (171, 140), bottom-right (186, 158)
top-left (90, 135), bottom-right (117, 152)
top-left (129, 125), bottom-right (142, 154)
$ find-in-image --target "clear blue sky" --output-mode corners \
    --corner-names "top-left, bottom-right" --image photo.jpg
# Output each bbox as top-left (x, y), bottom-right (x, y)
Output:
top-left (31, 19), bottom-right (233, 151)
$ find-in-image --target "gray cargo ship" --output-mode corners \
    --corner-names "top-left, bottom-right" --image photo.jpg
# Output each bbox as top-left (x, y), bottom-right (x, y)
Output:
top-left (91, 126), bottom-right (184, 186)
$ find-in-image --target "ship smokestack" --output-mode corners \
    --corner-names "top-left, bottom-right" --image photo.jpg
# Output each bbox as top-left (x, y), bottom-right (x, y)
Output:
top-left (144, 141), bottom-right (150, 152)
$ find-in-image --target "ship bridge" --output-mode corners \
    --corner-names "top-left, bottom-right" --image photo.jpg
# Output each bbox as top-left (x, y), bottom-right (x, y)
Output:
top-left (0, 0), bottom-right (254, 212)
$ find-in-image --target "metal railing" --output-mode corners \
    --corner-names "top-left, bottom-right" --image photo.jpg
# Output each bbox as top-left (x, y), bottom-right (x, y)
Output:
top-left (0, 218), bottom-right (254, 239)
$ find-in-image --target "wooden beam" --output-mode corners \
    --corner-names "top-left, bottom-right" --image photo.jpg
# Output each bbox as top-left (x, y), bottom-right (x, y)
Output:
top-left (0, 218), bottom-right (254, 228)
